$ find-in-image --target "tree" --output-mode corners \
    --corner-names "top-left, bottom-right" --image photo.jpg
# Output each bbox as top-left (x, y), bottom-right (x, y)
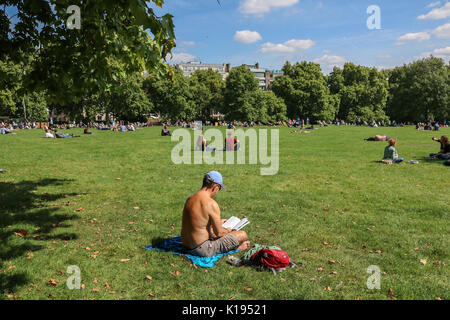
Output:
top-left (105, 74), bottom-right (153, 122)
top-left (272, 61), bottom-right (337, 121)
top-left (222, 66), bottom-right (259, 121)
top-left (328, 63), bottom-right (389, 122)
top-left (387, 56), bottom-right (449, 122)
top-left (234, 90), bottom-right (287, 123)
top-left (144, 69), bottom-right (195, 122)
top-left (0, 56), bottom-right (47, 121)
top-left (1, 0), bottom-right (176, 107)
top-left (189, 69), bottom-right (225, 121)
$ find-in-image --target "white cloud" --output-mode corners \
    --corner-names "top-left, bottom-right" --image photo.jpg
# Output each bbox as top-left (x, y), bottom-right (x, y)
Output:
top-left (261, 39), bottom-right (315, 53)
top-left (313, 55), bottom-right (347, 73)
top-left (314, 55), bottom-right (347, 66)
top-left (169, 53), bottom-right (196, 63)
top-left (239, 0), bottom-right (299, 15)
top-left (396, 32), bottom-right (431, 45)
top-left (418, 46), bottom-right (450, 59)
top-left (427, 1), bottom-right (441, 8)
top-left (433, 22), bottom-right (450, 38)
top-left (233, 30), bottom-right (262, 44)
top-left (418, 2), bottom-right (450, 19)
top-left (433, 46), bottom-right (450, 56)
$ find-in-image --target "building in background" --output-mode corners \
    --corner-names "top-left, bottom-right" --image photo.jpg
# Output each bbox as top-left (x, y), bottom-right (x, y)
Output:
top-left (265, 69), bottom-right (283, 91)
top-left (242, 63), bottom-right (267, 90)
top-left (174, 61), bottom-right (231, 80)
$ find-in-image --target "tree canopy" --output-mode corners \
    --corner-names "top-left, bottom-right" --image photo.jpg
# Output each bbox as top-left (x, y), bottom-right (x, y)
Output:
top-left (1, 0), bottom-right (176, 106)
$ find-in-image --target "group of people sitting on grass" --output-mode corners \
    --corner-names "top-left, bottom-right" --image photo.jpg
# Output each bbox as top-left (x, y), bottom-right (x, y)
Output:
top-left (364, 134), bottom-right (450, 164)
top-left (416, 121), bottom-right (443, 131)
top-left (0, 125), bottom-right (12, 135)
top-left (195, 131), bottom-right (240, 152)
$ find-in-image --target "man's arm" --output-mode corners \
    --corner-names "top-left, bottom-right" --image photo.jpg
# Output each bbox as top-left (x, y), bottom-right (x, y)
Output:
top-left (209, 201), bottom-right (231, 239)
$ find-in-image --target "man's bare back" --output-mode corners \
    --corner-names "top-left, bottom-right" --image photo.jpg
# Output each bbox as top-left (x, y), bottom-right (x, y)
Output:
top-left (180, 172), bottom-right (250, 256)
top-left (181, 190), bottom-right (217, 249)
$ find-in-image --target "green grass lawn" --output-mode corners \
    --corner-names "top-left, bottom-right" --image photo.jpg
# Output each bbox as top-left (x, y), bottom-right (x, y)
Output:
top-left (0, 126), bottom-right (449, 300)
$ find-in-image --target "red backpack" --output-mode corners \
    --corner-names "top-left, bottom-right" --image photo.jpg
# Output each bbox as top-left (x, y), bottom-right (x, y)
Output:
top-left (250, 248), bottom-right (292, 275)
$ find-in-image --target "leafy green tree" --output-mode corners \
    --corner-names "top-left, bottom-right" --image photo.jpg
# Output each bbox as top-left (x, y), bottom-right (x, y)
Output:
top-left (189, 69), bottom-right (225, 121)
top-left (272, 61), bottom-right (336, 121)
top-left (329, 63), bottom-right (389, 122)
top-left (1, 0), bottom-right (176, 106)
top-left (0, 56), bottom-right (47, 121)
top-left (105, 74), bottom-right (153, 122)
top-left (235, 90), bottom-right (287, 123)
top-left (387, 56), bottom-right (449, 122)
top-left (223, 65), bottom-right (258, 120)
top-left (144, 69), bottom-right (195, 121)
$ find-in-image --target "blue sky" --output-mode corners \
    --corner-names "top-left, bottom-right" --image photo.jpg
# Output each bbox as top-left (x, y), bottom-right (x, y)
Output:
top-left (154, 0), bottom-right (450, 73)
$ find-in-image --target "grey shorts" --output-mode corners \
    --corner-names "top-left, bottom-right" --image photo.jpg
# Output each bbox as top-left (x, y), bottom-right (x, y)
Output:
top-left (186, 234), bottom-right (239, 257)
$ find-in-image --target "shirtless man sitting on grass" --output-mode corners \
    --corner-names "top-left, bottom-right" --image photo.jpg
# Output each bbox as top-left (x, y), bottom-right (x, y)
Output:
top-left (181, 171), bottom-right (250, 257)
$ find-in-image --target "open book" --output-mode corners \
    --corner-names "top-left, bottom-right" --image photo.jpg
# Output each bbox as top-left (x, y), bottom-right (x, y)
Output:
top-left (222, 216), bottom-right (250, 231)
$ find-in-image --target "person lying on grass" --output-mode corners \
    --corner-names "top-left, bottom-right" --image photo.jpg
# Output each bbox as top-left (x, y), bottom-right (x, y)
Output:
top-left (365, 135), bottom-right (392, 141)
top-left (430, 136), bottom-right (450, 160)
top-left (181, 171), bottom-right (250, 257)
top-left (292, 130), bottom-right (312, 134)
top-left (44, 129), bottom-right (54, 138)
top-left (383, 139), bottom-right (404, 163)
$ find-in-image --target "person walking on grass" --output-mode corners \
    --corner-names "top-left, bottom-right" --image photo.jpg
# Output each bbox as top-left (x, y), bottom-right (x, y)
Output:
top-left (383, 139), bottom-right (404, 163)
top-left (181, 171), bottom-right (250, 257)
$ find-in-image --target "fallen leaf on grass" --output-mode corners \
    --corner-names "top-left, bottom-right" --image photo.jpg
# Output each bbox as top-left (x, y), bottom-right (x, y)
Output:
top-left (92, 288), bottom-right (100, 292)
top-left (27, 253), bottom-right (33, 259)
top-left (148, 293), bottom-right (155, 297)
top-left (172, 270), bottom-right (181, 276)
top-left (317, 266), bottom-right (324, 272)
top-left (14, 230), bottom-right (28, 237)
top-left (145, 275), bottom-right (152, 281)
top-left (420, 259), bottom-right (427, 265)
top-left (323, 241), bottom-right (329, 245)
top-left (387, 288), bottom-right (395, 299)
top-left (120, 259), bottom-right (130, 262)
top-left (328, 260), bottom-right (336, 264)
top-left (49, 279), bottom-right (58, 286)
top-left (105, 282), bottom-right (110, 289)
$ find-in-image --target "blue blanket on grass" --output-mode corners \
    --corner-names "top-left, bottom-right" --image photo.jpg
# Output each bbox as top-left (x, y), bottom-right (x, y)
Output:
top-left (145, 236), bottom-right (239, 268)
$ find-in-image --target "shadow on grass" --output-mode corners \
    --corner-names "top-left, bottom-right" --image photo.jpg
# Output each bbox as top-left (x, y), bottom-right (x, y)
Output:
top-left (0, 178), bottom-right (79, 294)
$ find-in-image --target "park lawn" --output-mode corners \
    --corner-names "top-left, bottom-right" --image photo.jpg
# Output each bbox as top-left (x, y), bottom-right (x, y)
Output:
top-left (0, 126), bottom-right (448, 300)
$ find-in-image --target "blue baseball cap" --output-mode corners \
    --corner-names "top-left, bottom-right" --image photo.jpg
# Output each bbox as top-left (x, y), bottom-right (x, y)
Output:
top-left (207, 171), bottom-right (226, 190)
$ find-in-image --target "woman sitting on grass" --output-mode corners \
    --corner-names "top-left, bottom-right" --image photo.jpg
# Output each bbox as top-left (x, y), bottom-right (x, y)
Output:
top-left (196, 133), bottom-right (216, 151)
top-left (430, 136), bottom-right (450, 160)
top-left (383, 139), bottom-right (404, 163)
